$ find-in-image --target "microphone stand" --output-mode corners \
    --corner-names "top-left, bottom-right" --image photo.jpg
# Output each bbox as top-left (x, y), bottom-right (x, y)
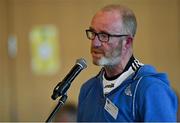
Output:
top-left (46, 94), bottom-right (67, 123)
top-left (46, 58), bottom-right (87, 122)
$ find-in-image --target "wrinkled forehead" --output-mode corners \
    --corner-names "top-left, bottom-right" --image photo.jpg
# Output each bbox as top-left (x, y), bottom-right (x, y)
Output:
top-left (91, 10), bottom-right (123, 33)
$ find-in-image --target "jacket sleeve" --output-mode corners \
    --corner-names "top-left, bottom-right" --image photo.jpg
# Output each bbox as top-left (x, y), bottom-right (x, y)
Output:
top-left (137, 78), bottom-right (178, 122)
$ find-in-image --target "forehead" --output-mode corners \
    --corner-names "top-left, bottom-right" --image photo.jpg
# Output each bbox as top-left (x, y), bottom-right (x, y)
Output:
top-left (91, 10), bottom-right (122, 33)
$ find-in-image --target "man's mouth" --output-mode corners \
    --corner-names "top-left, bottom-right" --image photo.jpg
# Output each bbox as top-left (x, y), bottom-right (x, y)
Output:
top-left (91, 49), bottom-right (104, 58)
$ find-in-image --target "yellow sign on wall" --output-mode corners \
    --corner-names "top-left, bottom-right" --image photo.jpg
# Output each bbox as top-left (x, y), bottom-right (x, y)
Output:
top-left (29, 25), bottom-right (60, 75)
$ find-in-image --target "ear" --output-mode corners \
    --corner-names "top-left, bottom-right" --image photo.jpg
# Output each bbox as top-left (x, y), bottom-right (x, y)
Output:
top-left (125, 36), bottom-right (133, 49)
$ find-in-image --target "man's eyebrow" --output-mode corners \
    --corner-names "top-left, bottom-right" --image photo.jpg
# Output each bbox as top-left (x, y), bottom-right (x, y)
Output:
top-left (89, 27), bottom-right (110, 34)
top-left (89, 27), bottom-right (95, 31)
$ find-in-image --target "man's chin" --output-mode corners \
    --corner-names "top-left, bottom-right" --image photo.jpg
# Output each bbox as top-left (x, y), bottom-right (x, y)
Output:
top-left (92, 59), bottom-right (102, 66)
top-left (92, 58), bottom-right (109, 66)
top-left (92, 60), bottom-right (101, 66)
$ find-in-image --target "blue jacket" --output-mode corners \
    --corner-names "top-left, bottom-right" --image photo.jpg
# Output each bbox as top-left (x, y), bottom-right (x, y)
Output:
top-left (77, 65), bottom-right (178, 122)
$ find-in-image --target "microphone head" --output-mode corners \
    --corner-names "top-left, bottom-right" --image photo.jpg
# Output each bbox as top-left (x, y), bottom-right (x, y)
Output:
top-left (76, 58), bottom-right (87, 69)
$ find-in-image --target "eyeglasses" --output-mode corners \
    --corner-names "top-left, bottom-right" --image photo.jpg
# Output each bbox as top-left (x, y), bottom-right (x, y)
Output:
top-left (86, 29), bottom-right (129, 42)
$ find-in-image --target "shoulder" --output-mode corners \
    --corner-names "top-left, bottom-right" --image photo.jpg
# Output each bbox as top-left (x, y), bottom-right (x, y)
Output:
top-left (134, 64), bottom-right (173, 95)
top-left (134, 75), bottom-right (178, 121)
top-left (137, 76), bottom-right (177, 111)
top-left (78, 73), bottom-right (102, 101)
top-left (133, 65), bottom-right (177, 108)
top-left (81, 77), bottom-right (98, 93)
top-left (80, 69), bottom-right (103, 95)
top-left (139, 75), bottom-right (166, 89)
top-left (139, 75), bottom-right (172, 92)
top-left (130, 64), bottom-right (177, 121)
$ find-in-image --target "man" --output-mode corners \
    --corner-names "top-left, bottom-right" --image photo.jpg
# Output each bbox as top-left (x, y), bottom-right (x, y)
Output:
top-left (77, 4), bottom-right (178, 122)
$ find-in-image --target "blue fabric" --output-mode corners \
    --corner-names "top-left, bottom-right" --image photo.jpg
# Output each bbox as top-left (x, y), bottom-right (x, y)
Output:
top-left (77, 65), bottom-right (178, 122)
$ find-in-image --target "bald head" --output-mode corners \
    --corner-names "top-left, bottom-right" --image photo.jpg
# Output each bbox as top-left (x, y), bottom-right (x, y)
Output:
top-left (95, 4), bottom-right (137, 37)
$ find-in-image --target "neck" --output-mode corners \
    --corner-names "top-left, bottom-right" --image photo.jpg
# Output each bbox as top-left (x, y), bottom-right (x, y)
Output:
top-left (104, 54), bottom-right (132, 78)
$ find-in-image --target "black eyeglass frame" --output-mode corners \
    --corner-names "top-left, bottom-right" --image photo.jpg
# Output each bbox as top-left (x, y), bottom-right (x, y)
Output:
top-left (85, 29), bottom-right (129, 42)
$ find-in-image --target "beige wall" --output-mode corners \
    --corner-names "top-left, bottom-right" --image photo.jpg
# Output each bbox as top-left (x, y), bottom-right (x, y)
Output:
top-left (0, 0), bottom-right (11, 120)
top-left (0, 0), bottom-right (179, 121)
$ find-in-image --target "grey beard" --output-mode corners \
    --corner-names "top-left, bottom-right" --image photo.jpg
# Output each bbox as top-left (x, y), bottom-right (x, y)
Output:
top-left (98, 55), bottom-right (121, 66)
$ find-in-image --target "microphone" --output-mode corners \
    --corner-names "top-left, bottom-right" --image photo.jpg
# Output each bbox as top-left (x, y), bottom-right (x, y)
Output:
top-left (51, 58), bottom-right (87, 100)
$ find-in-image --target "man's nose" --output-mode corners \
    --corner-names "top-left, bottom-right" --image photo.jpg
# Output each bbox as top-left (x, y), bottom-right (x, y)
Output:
top-left (91, 35), bottom-right (101, 47)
